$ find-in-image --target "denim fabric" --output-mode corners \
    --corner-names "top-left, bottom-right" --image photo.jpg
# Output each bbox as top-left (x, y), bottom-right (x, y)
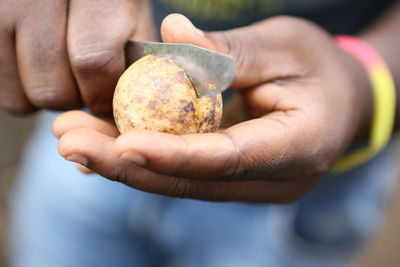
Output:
top-left (10, 112), bottom-right (396, 267)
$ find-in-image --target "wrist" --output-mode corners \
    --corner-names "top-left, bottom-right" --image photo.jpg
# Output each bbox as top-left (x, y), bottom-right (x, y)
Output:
top-left (333, 35), bottom-right (396, 172)
top-left (360, 34), bottom-right (400, 128)
top-left (342, 46), bottom-right (373, 145)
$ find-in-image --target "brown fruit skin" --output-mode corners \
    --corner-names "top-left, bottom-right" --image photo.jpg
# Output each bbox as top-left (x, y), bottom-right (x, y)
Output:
top-left (113, 55), bottom-right (222, 134)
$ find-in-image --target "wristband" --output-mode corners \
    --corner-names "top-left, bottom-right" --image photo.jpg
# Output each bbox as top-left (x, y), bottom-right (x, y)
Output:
top-left (333, 35), bottom-right (396, 172)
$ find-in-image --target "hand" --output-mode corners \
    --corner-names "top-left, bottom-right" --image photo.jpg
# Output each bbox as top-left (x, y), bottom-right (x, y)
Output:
top-left (54, 14), bottom-right (372, 202)
top-left (0, 0), bottom-right (155, 115)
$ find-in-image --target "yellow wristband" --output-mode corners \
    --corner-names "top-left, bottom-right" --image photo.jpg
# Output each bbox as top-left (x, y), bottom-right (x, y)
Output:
top-left (333, 35), bottom-right (396, 172)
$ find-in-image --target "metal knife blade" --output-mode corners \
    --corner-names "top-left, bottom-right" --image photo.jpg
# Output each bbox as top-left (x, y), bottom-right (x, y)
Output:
top-left (125, 41), bottom-right (236, 97)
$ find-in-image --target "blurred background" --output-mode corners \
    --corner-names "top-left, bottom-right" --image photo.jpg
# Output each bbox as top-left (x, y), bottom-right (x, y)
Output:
top-left (1, 111), bottom-right (400, 267)
top-left (0, 111), bottom-right (37, 267)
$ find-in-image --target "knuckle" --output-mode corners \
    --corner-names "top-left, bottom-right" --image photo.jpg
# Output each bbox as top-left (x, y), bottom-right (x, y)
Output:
top-left (272, 19), bottom-right (302, 43)
top-left (28, 86), bottom-right (66, 109)
top-left (214, 132), bottom-right (244, 181)
top-left (70, 48), bottom-right (118, 77)
top-left (265, 16), bottom-right (316, 48)
top-left (166, 179), bottom-right (196, 199)
top-left (113, 166), bottom-right (137, 187)
top-left (268, 15), bottom-right (328, 46)
top-left (216, 30), bottom-right (258, 76)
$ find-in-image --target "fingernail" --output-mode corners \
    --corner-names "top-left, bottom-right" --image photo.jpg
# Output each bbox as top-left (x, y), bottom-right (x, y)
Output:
top-left (120, 151), bottom-right (146, 166)
top-left (66, 154), bottom-right (88, 167)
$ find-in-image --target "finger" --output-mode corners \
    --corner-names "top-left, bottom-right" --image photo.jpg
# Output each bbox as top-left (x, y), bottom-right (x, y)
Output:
top-left (52, 110), bottom-right (119, 138)
top-left (0, 30), bottom-right (35, 113)
top-left (161, 14), bottom-right (311, 88)
top-left (114, 108), bottom-right (325, 182)
top-left (68, 0), bottom-right (139, 115)
top-left (15, 0), bottom-right (81, 110)
top-left (58, 128), bottom-right (315, 202)
top-left (161, 13), bottom-right (262, 88)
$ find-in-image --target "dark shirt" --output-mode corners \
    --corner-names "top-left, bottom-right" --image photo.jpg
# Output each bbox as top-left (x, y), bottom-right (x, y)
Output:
top-left (151, 0), bottom-right (396, 33)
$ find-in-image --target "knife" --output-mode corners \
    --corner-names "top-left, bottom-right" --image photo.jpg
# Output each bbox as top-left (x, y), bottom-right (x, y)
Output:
top-left (125, 41), bottom-right (236, 97)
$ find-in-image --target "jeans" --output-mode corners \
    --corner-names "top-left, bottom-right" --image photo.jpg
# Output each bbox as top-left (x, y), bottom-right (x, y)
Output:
top-left (10, 111), bottom-right (397, 267)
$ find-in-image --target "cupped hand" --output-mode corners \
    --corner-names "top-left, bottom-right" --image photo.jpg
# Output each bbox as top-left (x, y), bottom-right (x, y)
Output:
top-left (0, 0), bottom-right (155, 115)
top-left (54, 14), bottom-right (372, 202)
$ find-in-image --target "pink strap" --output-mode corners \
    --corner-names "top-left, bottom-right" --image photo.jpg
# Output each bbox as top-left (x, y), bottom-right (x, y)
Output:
top-left (335, 35), bottom-right (382, 69)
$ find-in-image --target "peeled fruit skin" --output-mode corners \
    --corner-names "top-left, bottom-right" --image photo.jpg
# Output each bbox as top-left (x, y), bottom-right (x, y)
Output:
top-left (113, 55), bottom-right (223, 134)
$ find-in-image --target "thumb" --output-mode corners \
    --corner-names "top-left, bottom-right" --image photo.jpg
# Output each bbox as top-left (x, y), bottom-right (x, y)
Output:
top-left (160, 14), bottom-right (266, 88)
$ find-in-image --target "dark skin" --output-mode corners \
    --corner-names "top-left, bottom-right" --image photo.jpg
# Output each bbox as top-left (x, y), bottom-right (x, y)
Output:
top-left (53, 14), bottom-right (372, 203)
top-left (0, 0), bottom-right (155, 115)
top-left (3, 1), bottom-right (400, 202)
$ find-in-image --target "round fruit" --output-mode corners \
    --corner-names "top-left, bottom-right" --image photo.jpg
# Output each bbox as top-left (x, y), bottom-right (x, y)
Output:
top-left (113, 55), bottom-right (222, 134)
